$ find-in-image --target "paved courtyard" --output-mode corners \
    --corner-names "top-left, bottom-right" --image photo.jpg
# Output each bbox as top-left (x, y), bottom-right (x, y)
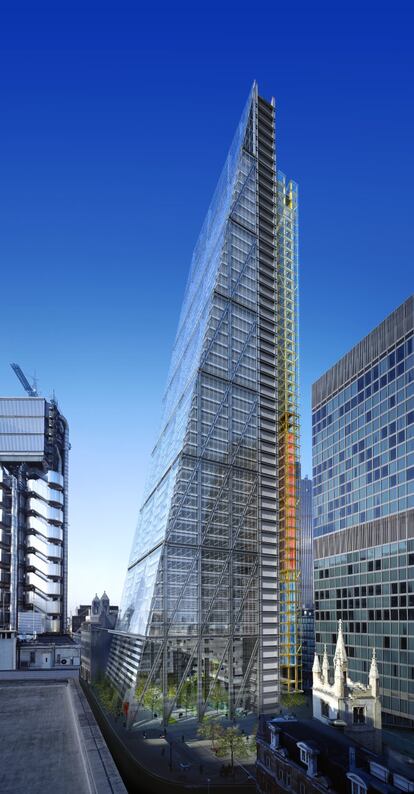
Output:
top-left (107, 708), bottom-right (259, 790)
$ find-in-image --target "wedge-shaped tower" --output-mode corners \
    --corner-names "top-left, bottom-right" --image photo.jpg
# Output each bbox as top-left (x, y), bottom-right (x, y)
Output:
top-left (107, 83), bottom-right (300, 719)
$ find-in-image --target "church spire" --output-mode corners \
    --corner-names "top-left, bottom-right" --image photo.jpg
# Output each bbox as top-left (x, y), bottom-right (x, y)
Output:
top-left (333, 619), bottom-right (348, 667)
top-left (369, 648), bottom-right (379, 697)
top-left (312, 652), bottom-right (321, 674)
top-left (322, 644), bottom-right (330, 684)
top-left (312, 652), bottom-right (322, 688)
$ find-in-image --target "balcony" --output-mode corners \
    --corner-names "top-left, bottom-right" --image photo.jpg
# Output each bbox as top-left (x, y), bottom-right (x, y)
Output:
top-left (27, 478), bottom-right (49, 502)
top-left (26, 571), bottom-right (62, 596)
top-left (47, 470), bottom-right (64, 490)
top-left (26, 515), bottom-right (63, 542)
top-left (25, 553), bottom-right (61, 578)
top-left (25, 591), bottom-right (62, 614)
top-left (27, 478), bottom-right (64, 507)
top-left (26, 534), bottom-right (63, 559)
top-left (27, 497), bottom-right (63, 525)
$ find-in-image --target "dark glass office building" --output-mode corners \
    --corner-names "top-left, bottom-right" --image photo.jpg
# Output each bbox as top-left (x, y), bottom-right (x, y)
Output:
top-left (300, 475), bottom-right (313, 609)
top-left (312, 296), bottom-right (414, 727)
top-left (108, 82), bottom-right (301, 720)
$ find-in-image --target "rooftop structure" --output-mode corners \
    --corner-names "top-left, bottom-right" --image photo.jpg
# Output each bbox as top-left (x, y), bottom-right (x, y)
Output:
top-left (0, 677), bottom-right (126, 793)
top-left (256, 713), bottom-right (414, 794)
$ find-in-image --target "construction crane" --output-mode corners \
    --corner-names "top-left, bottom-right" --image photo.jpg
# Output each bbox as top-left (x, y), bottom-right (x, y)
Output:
top-left (10, 363), bottom-right (38, 397)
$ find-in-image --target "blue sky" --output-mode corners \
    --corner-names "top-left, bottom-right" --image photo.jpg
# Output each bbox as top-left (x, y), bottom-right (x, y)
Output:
top-left (0, 1), bottom-right (413, 612)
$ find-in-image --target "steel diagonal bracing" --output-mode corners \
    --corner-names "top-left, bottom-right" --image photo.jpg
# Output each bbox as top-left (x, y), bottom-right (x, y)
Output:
top-left (229, 159), bottom-right (256, 219)
top-left (234, 637), bottom-right (259, 710)
top-left (159, 315), bottom-right (257, 541)
top-left (136, 472), bottom-right (258, 714)
top-left (165, 558), bottom-right (259, 722)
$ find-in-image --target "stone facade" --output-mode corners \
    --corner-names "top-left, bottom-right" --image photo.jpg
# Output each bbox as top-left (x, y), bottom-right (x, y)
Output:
top-left (312, 620), bottom-right (381, 752)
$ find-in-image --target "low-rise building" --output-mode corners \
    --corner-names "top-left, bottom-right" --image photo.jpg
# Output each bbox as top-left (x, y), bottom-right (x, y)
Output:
top-left (256, 714), bottom-right (414, 794)
top-left (80, 592), bottom-right (118, 684)
top-left (0, 629), bottom-right (17, 670)
top-left (18, 634), bottom-right (80, 670)
top-left (312, 620), bottom-right (381, 752)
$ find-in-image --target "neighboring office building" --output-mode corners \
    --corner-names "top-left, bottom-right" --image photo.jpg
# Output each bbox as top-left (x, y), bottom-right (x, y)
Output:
top-left (18, 633), bottom-right (80, 671)
top-left (108, 81), bottom-right (301, 719)
top-left (302, 607), bottom-right (315, 691)
top-left (312, 296), bottom-right (414, 727)
top-left (300, 474), bottom-right (315, 690)
top-left (72, 598), bottom-right (118, 636)
top-left (72, 604), bottom-right (92, 635)
top-left (257, 628), bottom-right (413, 794)
top-left (300, 475), bottom-right (314, 608)
top-left (0, 396), bottom-right (69, 637)
top-left (81, 592), bottom-right (118, 684)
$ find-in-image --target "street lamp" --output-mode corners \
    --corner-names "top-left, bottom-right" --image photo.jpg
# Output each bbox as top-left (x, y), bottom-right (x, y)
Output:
top-left (207, 778), bottom-right (211, 794)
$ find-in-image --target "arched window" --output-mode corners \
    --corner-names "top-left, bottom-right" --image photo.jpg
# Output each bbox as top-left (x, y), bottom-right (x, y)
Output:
top-left (347, 772), bottom-right (367, 794)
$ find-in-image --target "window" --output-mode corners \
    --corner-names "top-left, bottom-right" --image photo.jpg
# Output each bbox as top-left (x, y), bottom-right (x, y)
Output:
top-left (300, 747), bottom-right (309, 764)
top-left (350, 779), bottom-right (367, 794)
top-left (29, 651), bottom-right (35, 664)
top-left (321, 701), bottom-right (330, 718)
top-left (353, 707), bottom-right (365, 725)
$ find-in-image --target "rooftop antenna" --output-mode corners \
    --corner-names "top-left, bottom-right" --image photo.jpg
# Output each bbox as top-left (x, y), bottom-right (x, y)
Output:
top-left (10, 363), bottom-right (39, 397)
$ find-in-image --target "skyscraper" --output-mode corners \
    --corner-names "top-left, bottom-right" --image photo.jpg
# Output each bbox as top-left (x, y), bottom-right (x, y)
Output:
top-left (0, 396), bottom-right (69, 634)
top-left (312, 296), bottom-right (414, 727)
top-left (108, 82), bottom-right (301, 719)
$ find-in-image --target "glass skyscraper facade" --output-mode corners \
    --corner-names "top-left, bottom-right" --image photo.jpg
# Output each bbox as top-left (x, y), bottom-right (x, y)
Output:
top-left (108, 83), bottom-right (301, 720)
top-left (312, 296), bottom-right (414, 727)
top-left (300, 475), bottom-right (313, 609)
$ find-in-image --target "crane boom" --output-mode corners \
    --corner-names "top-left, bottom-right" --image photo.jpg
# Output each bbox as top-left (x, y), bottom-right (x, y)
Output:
top-left (10, 363), bottom-right (38, 397)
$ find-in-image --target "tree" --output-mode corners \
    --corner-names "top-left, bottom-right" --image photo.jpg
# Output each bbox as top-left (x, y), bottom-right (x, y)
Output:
top-left (94, 676), bottom-right (122, 717)
top-left (280, 691), bottom-right (307, 711)
top-left (197, 717), bottom-right (223, 751)
top-left (180, 677), bottom-right (197, 716)
top-left (144, 685), bottom-right (163, 715)
top-left (211, 679), bottom-right (227, 713)
top-left (214, 726), bottom-right (251, 772)
top-left (135, 678), bottom-right (163, 715)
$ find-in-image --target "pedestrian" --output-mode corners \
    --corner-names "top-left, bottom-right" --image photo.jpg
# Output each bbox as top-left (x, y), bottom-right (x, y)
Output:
top-left (181, 734), bottom-right (185, 743)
